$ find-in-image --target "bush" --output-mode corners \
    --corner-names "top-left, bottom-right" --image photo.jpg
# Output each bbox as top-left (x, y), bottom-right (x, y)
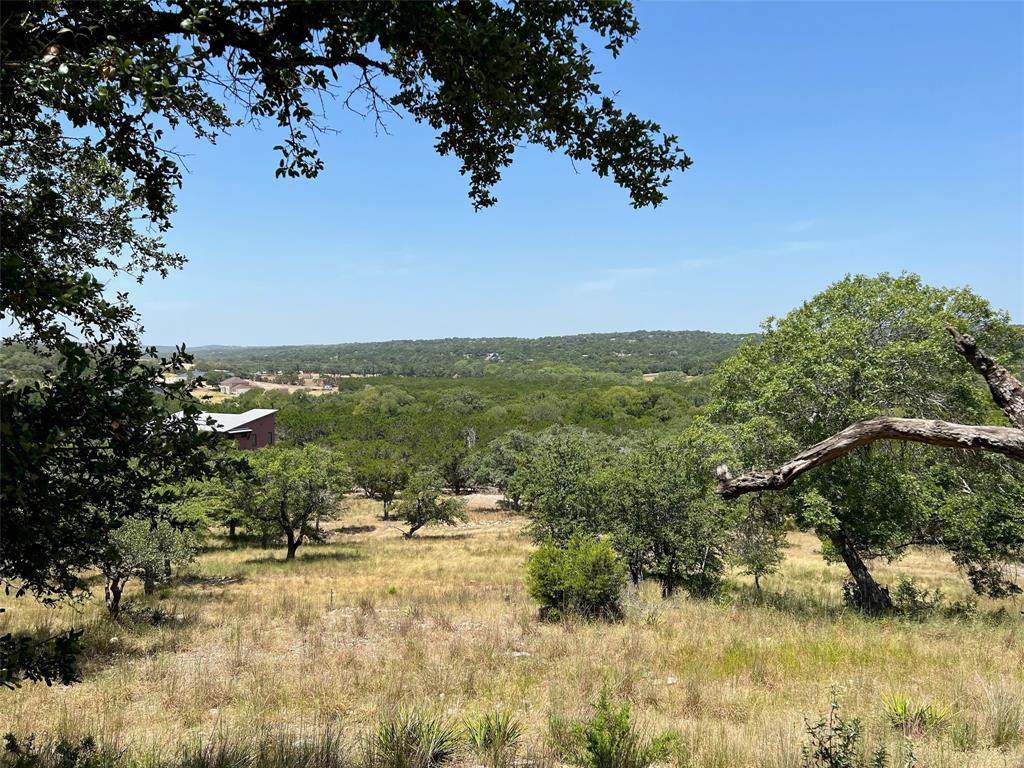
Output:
top-left (464, 711), bottom-right (522, 768)
top-left (890, 579), bottom-right (944, 620)
top-left (2, 734), bottom-right (119, 768)
top-left (801, 691), bottom-right (914, 768)
top-left (551, 686), bottom-right (674, 768)
top-left (526, 536), bottom-right (626, 621)
top-left (366, 712), bottom-right (460, 768)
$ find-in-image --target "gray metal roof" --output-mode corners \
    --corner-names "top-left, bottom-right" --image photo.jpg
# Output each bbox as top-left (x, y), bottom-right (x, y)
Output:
top-left (174, 408), bottom-right (277, 433)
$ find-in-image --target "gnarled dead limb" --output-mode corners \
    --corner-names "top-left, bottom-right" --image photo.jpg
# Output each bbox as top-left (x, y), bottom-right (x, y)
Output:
top-left (716, 330), bottom-right (1024, 499)
top-left (715, 417), bottom-right (1024, 498)
top-left (947, 326), bottom-right (1024, 429)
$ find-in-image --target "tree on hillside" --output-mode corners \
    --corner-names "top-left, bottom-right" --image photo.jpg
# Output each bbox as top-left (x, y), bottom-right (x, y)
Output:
top-left (1, 1), bottom-right (690, 685)
top-left (516, 428), bottom-right (610, 545)
top-left (394, 470), bottom-right (468, 538)
top-left (607, 428), bottom-right (733, 596)
top-left (357, 458), bottom-right (409, 521)
top-left (100, 518), bottom-right (197, 618)
top-left (712, 274), bottom-right (1024, 611)
top-left (474, 430), bottom-right (538, 510)
top-left (242, 445), bottom-right (351, 560)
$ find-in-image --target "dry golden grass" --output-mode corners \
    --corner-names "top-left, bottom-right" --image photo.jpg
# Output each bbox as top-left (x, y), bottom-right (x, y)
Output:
top-left (2, 498), bottom-right (1022, 767)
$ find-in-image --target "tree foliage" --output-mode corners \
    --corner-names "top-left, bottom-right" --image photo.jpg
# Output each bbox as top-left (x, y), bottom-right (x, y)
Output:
top-left (606, 427), bottom-right (734, 596)
top-left (711, 273), bottom-right (1024, 608)
top-left (526, 535), bottom-right (626, 621)
top-left (394, 470), bottom-right (467, 538)
top-left (238, 445), bottom-right (352, 559)
top-left (100, 518), bottom-right (197, 618)
top-left (186, 331), bottom-right (751, 378)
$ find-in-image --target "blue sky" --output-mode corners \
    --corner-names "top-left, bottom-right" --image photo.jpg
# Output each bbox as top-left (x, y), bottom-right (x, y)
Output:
top-left (130, 1), bottom-right (1024, 347)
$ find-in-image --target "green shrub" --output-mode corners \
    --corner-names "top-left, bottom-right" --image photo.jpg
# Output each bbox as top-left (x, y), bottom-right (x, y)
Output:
top-left (801, 692), bottom-right (914, 768)
top-left (2, 734), bottom-right (118, 768)
top-left (552, 686), bottom-right (674, 768)
top-left (464, 711), bottom-right (522, 768)
top-left (526, 536), bottom-right (626, 621)
top-left (366, 712), bottom-right (459, 768)
top-left (890, 579), bottom-right (943, 620)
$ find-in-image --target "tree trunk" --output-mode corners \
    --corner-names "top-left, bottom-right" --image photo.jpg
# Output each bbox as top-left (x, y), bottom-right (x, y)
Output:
top-left (228, 520), bottom-right (237, 539)
top-left (382, 499), bottom-right (391, 521)
top-left (163, 557), bottom-right (172, 582)
top-left (143, 572), bottom-right (155, 596)
top-left (829, 530), bottom-right (892, 613)
top-left (106, 576), bottom-right (125, 618)
top-left (285, 528), bottom-right (299, 560)
top-left (627, 563), bottom-right (643, 587)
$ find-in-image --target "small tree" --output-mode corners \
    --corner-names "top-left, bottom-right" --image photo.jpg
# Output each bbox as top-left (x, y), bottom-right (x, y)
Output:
top-left (355, 458), bottom-right (409, 520)
top-left (474, 430), bottom-right (537, 510)
top-left (395, 470), bottom-right (468, 538)
top-left (101, 518), bottom-right (196, 618)
top-left (243, 445), bottom-right (351, 560)
top-left (516, 428), bottom-right (608, 545)
top-left (607, 426), bottom-right (733, 597)
top-left (729, 498), bottom-right (788, 594)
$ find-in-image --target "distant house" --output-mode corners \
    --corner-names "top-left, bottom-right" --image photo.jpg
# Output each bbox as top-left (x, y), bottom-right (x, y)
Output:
top-left (219, 376), bottom-right (254, 395)
top-left (176, 408), bottom-right (278, 450)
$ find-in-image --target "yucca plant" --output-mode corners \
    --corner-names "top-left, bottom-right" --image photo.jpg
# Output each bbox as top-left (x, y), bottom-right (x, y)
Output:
top-left (366, 712), bottom-right (460, 768)
top-left (464, 711), bottom-right (523, 768)
top-left (882, 694), bottom-right (948, 737)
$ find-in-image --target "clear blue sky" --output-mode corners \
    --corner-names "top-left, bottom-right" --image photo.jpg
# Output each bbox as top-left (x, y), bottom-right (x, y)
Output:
top-left (130, 1), bottom-right (1024, 347)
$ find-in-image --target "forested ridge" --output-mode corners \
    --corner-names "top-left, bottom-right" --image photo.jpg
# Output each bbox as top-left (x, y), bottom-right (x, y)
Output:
top-left (178, 330), bottom-right (754, 377)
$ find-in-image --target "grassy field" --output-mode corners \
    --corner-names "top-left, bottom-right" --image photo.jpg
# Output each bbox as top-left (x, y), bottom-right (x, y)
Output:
top-left (2, 498), bottom-right (1022, 768)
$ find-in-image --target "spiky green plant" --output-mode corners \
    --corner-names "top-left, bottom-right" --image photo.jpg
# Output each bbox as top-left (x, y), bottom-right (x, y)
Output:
top-left (464, 711), bottom-right (523, 768)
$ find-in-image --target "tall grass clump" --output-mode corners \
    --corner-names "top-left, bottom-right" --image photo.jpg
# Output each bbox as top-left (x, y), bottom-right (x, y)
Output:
top-left (365, 712), bottom-right (459, 768)
top-left (464, 712), bottom-right (522, 768)
top-left (550, 686), bottom-right (674, 768)
top-left (176, 725), bottom-right (350, 768)
top-left (984, 684), bottom-right (1022, 749)
top-left (526, 536), bottom-right (626, 621)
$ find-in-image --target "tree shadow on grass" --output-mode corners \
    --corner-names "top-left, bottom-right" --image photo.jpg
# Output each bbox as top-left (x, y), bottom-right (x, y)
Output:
top-left (728, 582), bottom-right (1014, 625)
top-left (242, 546), bottom-right (367, 567)
top-left (404, 532), bottom-right (473, 542)
top-left (334, 524), bottom-right (377, 535)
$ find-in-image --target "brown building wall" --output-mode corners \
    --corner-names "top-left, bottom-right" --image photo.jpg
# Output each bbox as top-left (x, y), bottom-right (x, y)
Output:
top-left (230, 412), bottom-right (277, 450)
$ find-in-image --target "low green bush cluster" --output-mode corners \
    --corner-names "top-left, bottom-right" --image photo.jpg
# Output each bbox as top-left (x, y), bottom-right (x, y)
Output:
top-left (526, 536), bottom-right (627, 621)
top-left (550, 686), bottom-right (675, 768)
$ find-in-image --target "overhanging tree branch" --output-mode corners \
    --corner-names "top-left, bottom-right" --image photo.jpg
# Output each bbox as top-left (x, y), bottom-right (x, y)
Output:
top-left (716, 329), bottom-right (1024, 499)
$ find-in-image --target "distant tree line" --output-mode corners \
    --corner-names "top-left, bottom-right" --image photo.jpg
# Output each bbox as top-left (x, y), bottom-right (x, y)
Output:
top-left (184, 330), bottom-right (754, 379)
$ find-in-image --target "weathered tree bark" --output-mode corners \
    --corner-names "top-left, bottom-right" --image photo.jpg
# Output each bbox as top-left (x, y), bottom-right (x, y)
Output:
top-left (716, 330), bottom-right (1024, 499)
top-left (947, 326), bottom-right (1024, 429)
top-left (716, 417), bottom-right (1024, 498)
top-left (105, 575), bottom-right (126, 618)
